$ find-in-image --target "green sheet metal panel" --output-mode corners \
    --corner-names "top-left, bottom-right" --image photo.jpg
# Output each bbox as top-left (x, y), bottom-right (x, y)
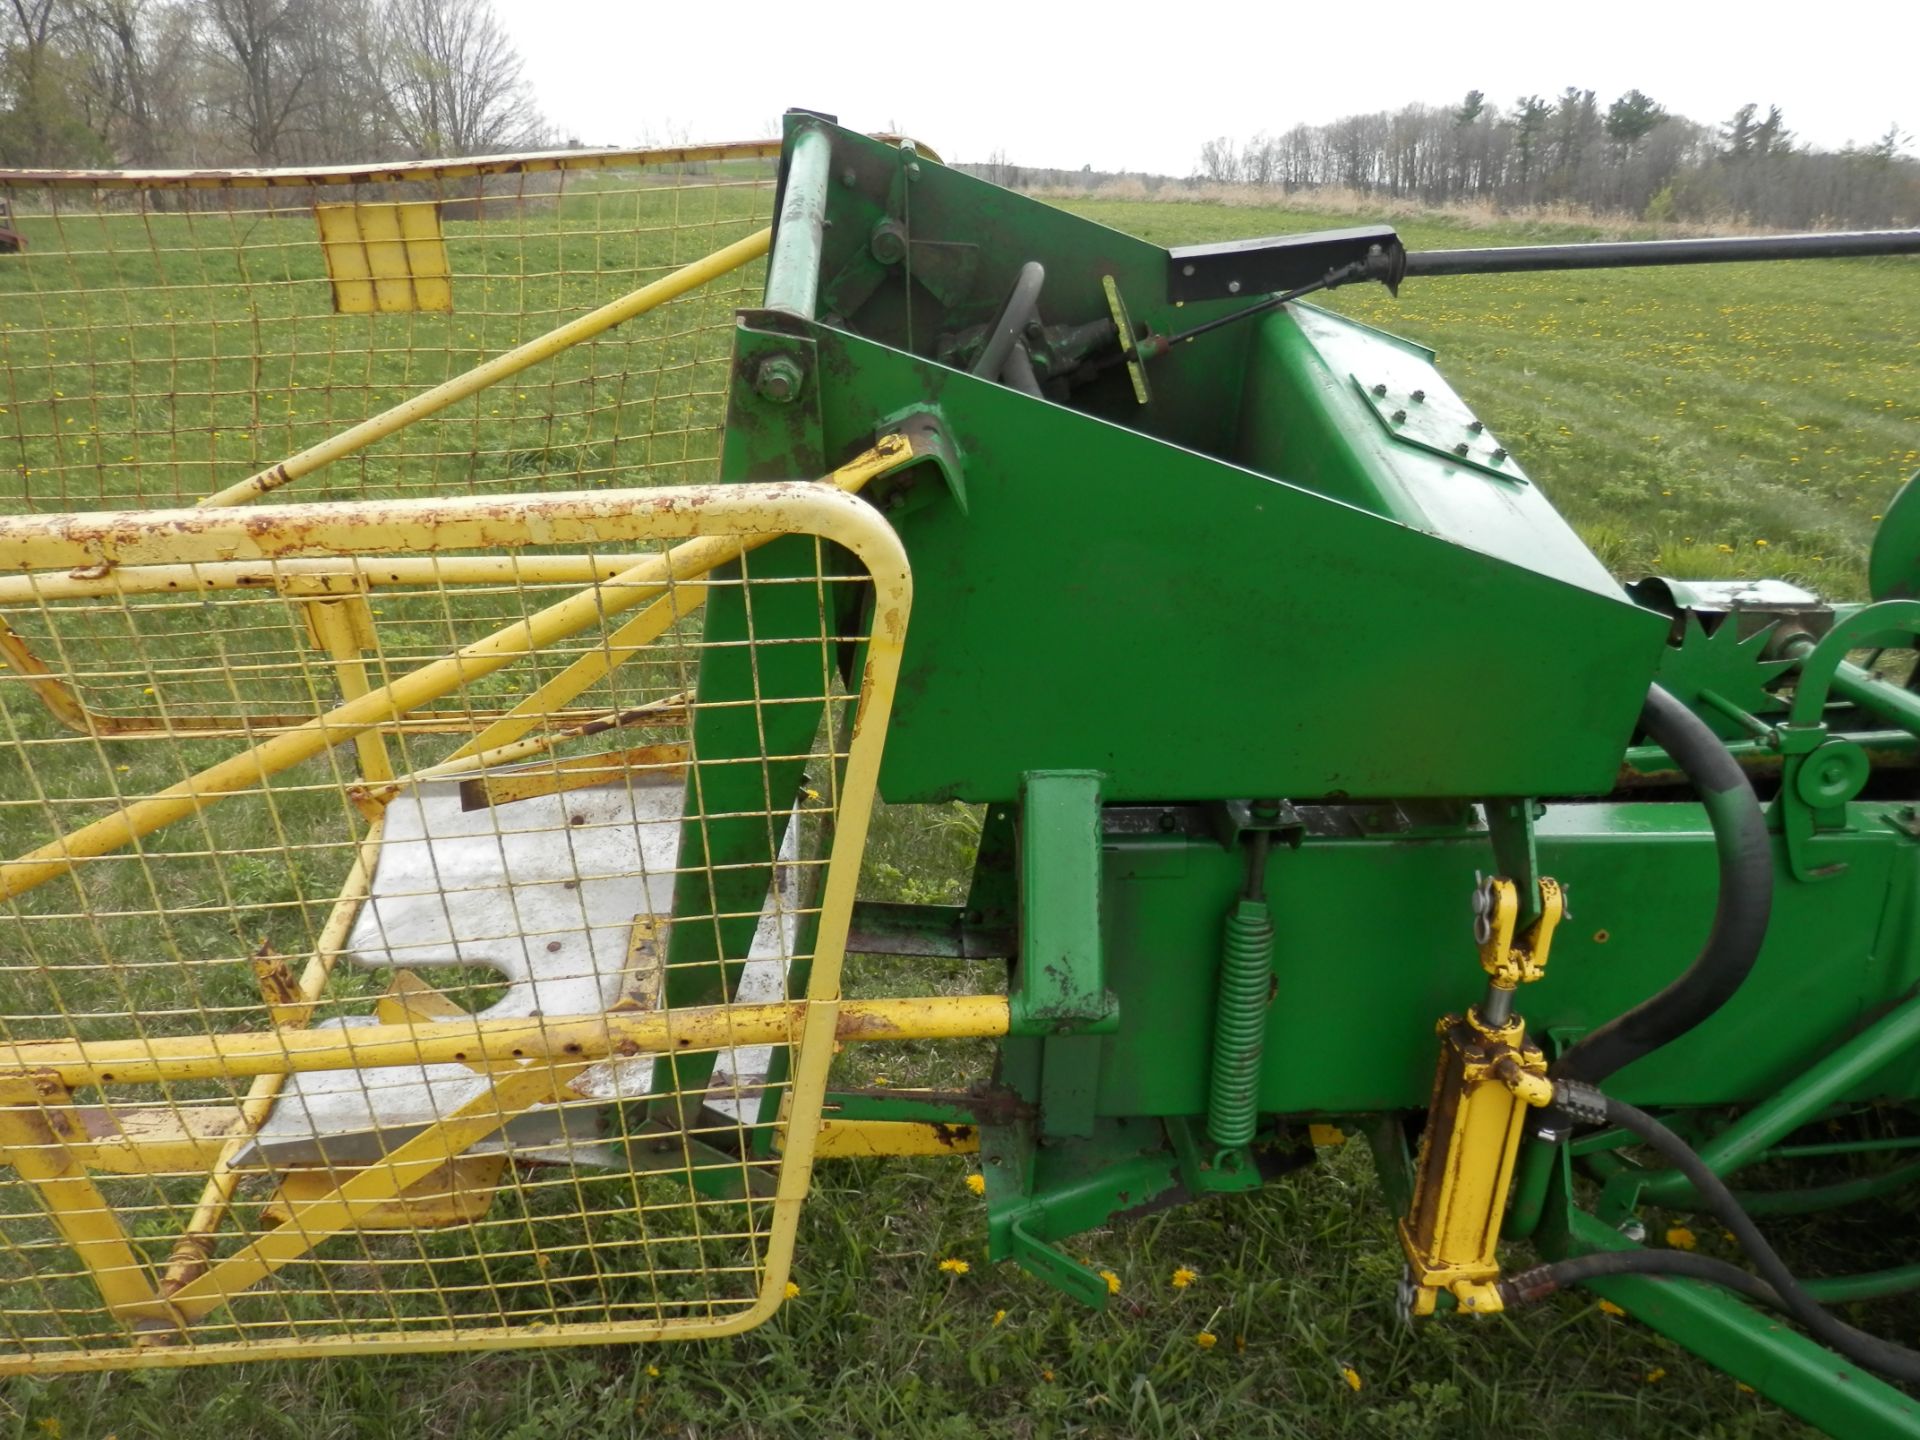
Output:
top-left (1092, 802), bottom-right (1917, 1117)
top-left (812, 328), bottom-right (1667, 803)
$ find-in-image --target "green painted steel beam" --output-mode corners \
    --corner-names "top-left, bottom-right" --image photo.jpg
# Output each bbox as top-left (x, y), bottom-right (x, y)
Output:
top-left (1557, 1207), bottom-right (1920, 1438)
top-left (1634, 987), bottom-right (1920, 1204)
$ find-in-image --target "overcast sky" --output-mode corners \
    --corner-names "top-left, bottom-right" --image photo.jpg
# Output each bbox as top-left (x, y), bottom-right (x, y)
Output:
top-left (490, 0), bottom-right (1917, 175)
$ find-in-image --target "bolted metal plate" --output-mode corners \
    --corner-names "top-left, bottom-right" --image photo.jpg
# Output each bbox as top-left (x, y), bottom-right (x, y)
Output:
top-left (1351, 371), bottom-right (1527, 484)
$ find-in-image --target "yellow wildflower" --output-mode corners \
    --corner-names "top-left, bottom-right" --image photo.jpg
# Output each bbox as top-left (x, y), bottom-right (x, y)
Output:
top-left (1041, 1368), bottom-right (1055, 1382)
top-left (938, 1257), bottom-right (970, 1275)
top-left (1598, 1299), bottom-right (1626, 1317)
top-left (966, 1173), bottom-right (986, 1196)
top-left (1099, 1268), bottom-right (1120, 1295)
top-left (1171, 1267), bottom-right (1197, 1290)
top-left (1234, 1335), bottom-right (1247, 1353)
top-left (1737, 1382), bottom-right (1755, 1394)
top-left (991, 1308), bottom-right (1007, 1327)
top-left (1195, 1331), bottom-right (1218, 1349)
top-left (646, 1364), bottom-right (660, 1378)
top-left (784, 1280), bottom-right (800, 1299)
top-left (1753, 538), bottom-right (1769, 548)
top-left (36, 1422), bottom-right (61, 1440)
top-left (1645, 1367), bottom-right (1667, 1383)
top-left (1666, 1226), bottom-right (1697, 1251)
top-left (1342, 1366), bottom-right (1363, 1392)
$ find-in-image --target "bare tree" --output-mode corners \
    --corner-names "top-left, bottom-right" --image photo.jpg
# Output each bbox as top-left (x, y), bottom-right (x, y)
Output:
top-left (379, 0), bottom-right (542, 157)
top-left (0, 0), bottom-right (105, 163)
top-left (66, 0), bottom-right (196, 165)
top-left (200, 0), bottom-right (325, 162)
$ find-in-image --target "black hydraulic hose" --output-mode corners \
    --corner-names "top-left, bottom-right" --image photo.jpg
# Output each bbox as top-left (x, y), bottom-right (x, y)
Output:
top-left (1525, 1095), bottom-right (1920, 1385)
top-left (1551, 684), bottom-right (1772, 1088)
top-left (1505, 1247), bottom-right (1782, 1309)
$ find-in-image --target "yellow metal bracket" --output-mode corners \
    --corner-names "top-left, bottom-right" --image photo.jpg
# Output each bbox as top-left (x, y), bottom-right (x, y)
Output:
top-left (1475, 875), bottom-right (1563, 991)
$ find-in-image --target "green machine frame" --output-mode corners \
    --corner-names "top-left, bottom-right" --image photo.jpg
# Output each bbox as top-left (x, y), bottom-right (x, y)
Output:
top-left (684, 112), bottom-right (1920, 1436)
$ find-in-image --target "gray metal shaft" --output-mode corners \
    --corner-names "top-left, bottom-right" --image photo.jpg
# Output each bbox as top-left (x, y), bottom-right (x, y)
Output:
top-left (1405, 230), bottom-right (1920, 278)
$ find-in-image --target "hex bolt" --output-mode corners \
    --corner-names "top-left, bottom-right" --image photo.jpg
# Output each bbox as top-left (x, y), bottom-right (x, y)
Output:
top-left (1492, 447), bottom-right (1509, 462)
top-left (1391, 408), bottom-right (1407, 424)
top-left (1468, 419), bottom-right (1485, 432)
top-left (1227, 279), bottom-right (1242, 294)
top-left (755, 354), bottom-right (805, 404)
top-left (1182, 263), bottom-right (1196, 277)
top-left (1371, 383), bottom-right (1388, 397)
top-left (1454, 442), bottom-right (1470, 456)
top-left (1410, 389), bottom-right (1426, 403)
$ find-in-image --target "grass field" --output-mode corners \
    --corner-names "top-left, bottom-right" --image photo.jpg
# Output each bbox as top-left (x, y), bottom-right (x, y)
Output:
top-left (0, 178), bottom-right (1916, 1437)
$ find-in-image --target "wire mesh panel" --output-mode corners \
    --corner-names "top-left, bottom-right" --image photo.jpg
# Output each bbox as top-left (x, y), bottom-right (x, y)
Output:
top-left (0, 143), bottom-right (779, 513)
top-left (0, 471), bottom-right (912, 1370)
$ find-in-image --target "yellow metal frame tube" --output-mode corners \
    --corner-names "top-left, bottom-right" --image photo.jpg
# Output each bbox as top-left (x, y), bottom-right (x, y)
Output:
top-left (0, 442), bottom-right (918, 904)
top-left (0, 995), bottom-right (1010, 1091)
top-left (161, 823), bottom-right (383, 1292)
top-left (194, 227), bottom-right (771, 508)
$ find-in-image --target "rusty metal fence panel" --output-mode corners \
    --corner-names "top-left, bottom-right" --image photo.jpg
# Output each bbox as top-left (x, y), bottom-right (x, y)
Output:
top-left (0, 143), bottom-right (780, 513)
top-left (0, 472), bottom-right (912, 1371)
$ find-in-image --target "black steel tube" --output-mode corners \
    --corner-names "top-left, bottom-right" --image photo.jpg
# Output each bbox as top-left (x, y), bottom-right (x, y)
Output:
top-left (1551, 684), bottom-right (1772, 1087)
top-left (1405, 229), bottom-right (1920, 278)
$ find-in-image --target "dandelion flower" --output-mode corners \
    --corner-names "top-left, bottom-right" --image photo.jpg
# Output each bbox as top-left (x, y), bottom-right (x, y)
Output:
top-left (1666, 1226), bottom-right (1697, 1251)
top-left (991, 1308), bottom-right (1007, 1327)
top-left (1645, 1367), bottom-right (1667, 1383)
top-left (1342, 1366), bottom-right (1363, 1392)
top-left (1195, 1331), bottom-right (1218, 1349)
top-left (784, 1281), bottom-right (800, 1299)
top-left (1040, 1368), bottom-right (1055, 1382)
top-left (1098, 1268), bottom-right (1120, 1296)
top-left (1598, 1299), bottom-right (1626, 1317)
top-left (1753, 538), bottom-right (1769, 548)
top-left (1171, 1267), bottom-right (1197, 1290)
top-left (938, 1257), bottom-right (970, 1276)
top-left (646, 1364), bottom-right (660, 1378)
top-left (966, 1174), bottom-right (986, 1196)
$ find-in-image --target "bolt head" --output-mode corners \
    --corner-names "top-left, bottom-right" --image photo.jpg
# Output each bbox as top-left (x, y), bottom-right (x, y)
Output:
top-left (754, 355), bottom-right (805, 404)
top-left (1227, 279), bottom-right (1242, 294)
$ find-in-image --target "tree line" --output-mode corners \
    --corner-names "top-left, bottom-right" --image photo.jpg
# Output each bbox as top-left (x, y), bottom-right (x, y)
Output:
top-left (1191, 90), bottom-right (1916, 228)
top-left (0, 0), bottom-right (545, 169)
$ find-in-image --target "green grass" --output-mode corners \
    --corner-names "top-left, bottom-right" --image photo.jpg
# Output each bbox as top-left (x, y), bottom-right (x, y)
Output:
top-left (4, 187), bottom-right (1920, 1436)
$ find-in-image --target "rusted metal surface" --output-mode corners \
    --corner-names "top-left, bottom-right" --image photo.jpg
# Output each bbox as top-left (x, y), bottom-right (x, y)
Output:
top-left (0, 140), bottom-right (786, 191)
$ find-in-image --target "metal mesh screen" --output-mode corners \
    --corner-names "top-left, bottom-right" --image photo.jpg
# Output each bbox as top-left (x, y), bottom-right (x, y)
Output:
top-left (0, 475), bottom-right (912, 1370)
top-left (0, 143), bottom-right (780, 513)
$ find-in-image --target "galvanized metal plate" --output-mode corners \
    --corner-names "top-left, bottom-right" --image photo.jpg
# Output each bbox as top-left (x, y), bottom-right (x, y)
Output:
top-left (1350, 371), bottom-right (1527, 484)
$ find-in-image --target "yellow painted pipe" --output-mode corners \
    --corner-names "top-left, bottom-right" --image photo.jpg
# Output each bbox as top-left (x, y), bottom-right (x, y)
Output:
top-left (0, 443), bottom-right (912, 904)
top-left (0, 995), bottom-right (1012, 1089)
top-left (195, 227), bottom-right (771, 509)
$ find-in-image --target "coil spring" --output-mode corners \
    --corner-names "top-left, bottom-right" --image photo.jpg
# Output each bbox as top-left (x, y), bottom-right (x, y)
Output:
top-left (1206, 897), bottom-right (1275, 1152)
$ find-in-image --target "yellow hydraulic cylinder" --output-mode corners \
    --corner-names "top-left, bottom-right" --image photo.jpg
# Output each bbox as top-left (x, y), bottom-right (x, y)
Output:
top-left (1399, 1009), bottom-right (1552, 1315)
top-left (1399, 876), bottom-right (1562, 1316)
